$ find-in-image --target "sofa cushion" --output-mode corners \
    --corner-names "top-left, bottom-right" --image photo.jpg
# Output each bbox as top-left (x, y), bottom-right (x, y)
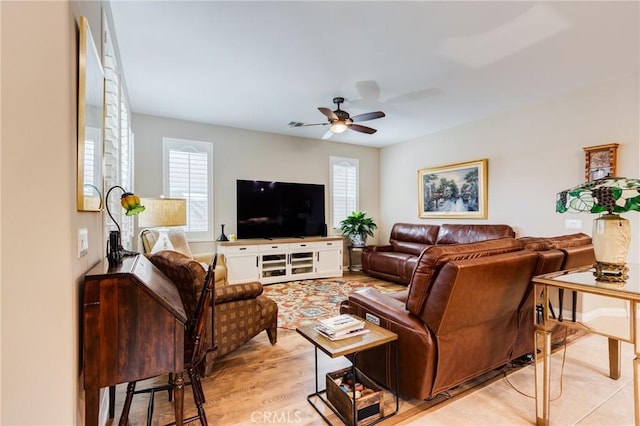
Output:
top-left (548, 232), bottom-right (592, 249)
top-left (435, 224), bottom-right (515, 245)
top-left (389, 223), bottom-right (439, 255)
top-left (406, 237), bottom-right (523, 318)
top-left (517, 236), bottom-right (555, 251)
top-left (366, 251), bottom-right (415, 278)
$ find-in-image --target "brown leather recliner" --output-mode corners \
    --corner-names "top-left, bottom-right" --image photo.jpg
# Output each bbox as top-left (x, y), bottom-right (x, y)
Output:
top-left (341, 237), bottom-right (537, 400)
top-left (361, 223), bottom-right (516, 285)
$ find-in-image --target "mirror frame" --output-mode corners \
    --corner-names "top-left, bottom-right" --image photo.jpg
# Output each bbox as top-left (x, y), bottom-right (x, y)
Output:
top-left (77, 16), bottom-right (105, 211)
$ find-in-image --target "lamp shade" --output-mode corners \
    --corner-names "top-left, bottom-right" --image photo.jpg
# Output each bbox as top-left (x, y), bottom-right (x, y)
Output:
top-left (138, 198), bottom-right (187, 228)
top-left (556, 176), bottom-right (640, 214)
top-left (556, 176), bottom-right (640, 283)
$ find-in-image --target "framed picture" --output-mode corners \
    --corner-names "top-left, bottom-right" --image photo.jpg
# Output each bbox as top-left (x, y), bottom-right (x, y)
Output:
top-left (418, 159), bottom-right (488, 219)
top-left (583, 143), bottom-right (618, 182)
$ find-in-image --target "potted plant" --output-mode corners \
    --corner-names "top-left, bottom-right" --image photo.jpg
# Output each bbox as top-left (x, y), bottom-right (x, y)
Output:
top-left (339, 211), bottom-right (378, 247)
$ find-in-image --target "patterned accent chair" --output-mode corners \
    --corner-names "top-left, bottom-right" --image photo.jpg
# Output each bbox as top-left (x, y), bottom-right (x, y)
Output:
top-left (148, 250), bottom-right (278, 376)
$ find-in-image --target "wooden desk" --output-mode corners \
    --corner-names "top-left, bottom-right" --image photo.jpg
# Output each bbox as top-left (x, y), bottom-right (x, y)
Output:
top-left (83, 255), bottom-right (188, 426)
top-left (533, 264), bottom-right (640, 426)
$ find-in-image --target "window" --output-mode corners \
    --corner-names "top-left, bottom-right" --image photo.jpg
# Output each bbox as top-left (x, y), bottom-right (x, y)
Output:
top-left (103, 14), bottom-right (135, 250)
top-left (163, 138), bottom-right (213, 241)
top-left (330, 156), bottom-right (359, 230)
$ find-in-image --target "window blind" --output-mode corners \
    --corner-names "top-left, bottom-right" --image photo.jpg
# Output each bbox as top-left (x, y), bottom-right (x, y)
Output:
top-left (103, 17), bottom-right (135, 250)
top-left (330, 156), bottom-right (359, 229)
top-left (163, 138), bottom-right (213, 241)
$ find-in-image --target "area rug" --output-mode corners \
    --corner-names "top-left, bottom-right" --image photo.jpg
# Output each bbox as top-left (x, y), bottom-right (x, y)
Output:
top-left (262, 278), bottom-right (404, 329)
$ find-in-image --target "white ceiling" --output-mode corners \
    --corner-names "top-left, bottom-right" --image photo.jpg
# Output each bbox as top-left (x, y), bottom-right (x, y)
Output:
top-left (110, 1), bottom-right (639, 148)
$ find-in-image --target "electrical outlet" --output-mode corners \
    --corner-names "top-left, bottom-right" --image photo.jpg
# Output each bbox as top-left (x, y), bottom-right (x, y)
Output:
top-left (365, 312), bottom-right (380, 326)
top-left (78, 228), bottom-right (89, 258)
top-left (565, 219), bottom-right (583, 230)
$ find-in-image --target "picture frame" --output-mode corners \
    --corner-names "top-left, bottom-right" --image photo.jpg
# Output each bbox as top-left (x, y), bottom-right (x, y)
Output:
top-left (418, 159), bottom-right (488, 219)
top-left (583, 143), bottom-right (618, 182)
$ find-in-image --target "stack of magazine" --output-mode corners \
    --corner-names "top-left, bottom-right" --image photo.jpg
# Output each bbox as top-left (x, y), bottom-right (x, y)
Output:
top-left (315, 314), bottom-right (369, 341)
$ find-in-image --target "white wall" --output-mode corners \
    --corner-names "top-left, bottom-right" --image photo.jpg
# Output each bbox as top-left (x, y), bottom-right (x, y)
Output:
top-left (132, 114), bottom-right (381, 252)
top-left (2, 1), bottom-right (122, 424)
top-left (380, 73), bottom-right (640, 262)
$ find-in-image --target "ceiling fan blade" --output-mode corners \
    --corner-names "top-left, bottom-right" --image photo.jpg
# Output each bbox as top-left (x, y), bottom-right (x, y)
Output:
top-left (321, 129), bottom-right (334, 140)
top-left (288, 121), bottom-right (328, 127)
top-left (351, 111), bottom-right (385, 122)
top-left (349, 124), bottom-right (377, 134)
top-left (318, 107), bottom-right (338, 120)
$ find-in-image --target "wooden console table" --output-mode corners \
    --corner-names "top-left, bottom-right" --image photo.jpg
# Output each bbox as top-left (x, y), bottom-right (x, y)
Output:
top-left (533, 264), bottom-right (640, 426)
top-left (82, 255), bottom-right (188, 426)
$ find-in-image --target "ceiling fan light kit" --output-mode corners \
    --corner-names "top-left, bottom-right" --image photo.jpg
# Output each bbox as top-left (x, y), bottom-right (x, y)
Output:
top-left (289, 96), bottom-right (385, 139)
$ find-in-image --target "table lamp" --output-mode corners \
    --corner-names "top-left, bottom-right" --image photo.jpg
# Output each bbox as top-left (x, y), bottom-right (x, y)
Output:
top-left (556, 176), bottom-right (640, 282)
top-left (138, 197), bottom-right (187, 252)
top-left (105, 185), bottom-right (145, 266)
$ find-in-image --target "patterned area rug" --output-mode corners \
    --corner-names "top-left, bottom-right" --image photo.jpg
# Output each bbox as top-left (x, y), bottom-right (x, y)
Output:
top-left (262, 278), bottom-right (404, 329)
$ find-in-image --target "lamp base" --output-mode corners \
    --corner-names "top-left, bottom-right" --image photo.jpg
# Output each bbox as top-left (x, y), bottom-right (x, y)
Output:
top-left (107, 230), bottom-right (123, 267)
top-left (151, 228), bottom-right (175, 253)
top-left (593, 261), bottom-right (629, 283)
top-left (107, 230), bottom-right (138, 267)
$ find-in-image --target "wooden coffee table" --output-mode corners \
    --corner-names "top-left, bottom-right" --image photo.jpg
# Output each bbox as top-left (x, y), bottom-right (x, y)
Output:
top-left (296, 317), bottom-right (398, 425)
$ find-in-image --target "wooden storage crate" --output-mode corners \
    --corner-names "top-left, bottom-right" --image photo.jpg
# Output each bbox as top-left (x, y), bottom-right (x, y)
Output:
top-left (326, 367), bottom-right (384, 426)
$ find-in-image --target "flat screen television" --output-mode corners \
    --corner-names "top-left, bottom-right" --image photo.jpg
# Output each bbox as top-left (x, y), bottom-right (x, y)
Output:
top-left (236, 179), bottom-right (326, 239)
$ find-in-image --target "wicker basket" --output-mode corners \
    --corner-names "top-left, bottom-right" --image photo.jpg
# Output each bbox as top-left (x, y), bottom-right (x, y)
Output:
top-left (326, 367), bottom-right (384, 426)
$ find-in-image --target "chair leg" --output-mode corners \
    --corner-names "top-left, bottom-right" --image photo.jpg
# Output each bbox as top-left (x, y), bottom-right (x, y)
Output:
top-left (109, 385), bottom-right (116, 418)
top-left (167, 372), bottom-right (174, 401)
top-left (118, 381), bottom-right (137, 426)
top-left (188, 367), bottom-right (208, 426)
top-left (146, 389), bottom-right (156, 426)
top-left (266, 324), bottom-right (277, 344)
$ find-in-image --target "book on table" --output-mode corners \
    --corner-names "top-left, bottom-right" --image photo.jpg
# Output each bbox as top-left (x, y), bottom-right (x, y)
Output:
top-left (319, 314), bottom-right (363, 331)
top-left (315, 314), bottom-right (369, 340)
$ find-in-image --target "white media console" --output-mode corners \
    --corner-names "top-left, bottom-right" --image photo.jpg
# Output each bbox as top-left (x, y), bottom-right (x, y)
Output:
top-left (217, 236), bottom-right (344, 284)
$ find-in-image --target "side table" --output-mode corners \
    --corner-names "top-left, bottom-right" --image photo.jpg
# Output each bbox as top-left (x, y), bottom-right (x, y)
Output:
top-left (296, 318), bottom-right (398, 425)
top-left (532, 264), bottom-right (640, 426)
top-left (347, 245), bottom-right (365, 272)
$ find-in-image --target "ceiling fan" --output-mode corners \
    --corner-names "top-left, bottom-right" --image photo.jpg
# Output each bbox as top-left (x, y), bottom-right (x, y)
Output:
top-left (288, 97), bottom-right (385, 139)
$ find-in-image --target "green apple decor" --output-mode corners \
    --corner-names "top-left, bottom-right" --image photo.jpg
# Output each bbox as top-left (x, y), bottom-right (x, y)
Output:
top-left (339, 211), bottom-right (378, 247)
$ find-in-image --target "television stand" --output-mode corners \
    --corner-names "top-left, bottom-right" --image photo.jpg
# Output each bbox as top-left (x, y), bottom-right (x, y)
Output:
top-left (217, 236), bottom-right (344, 284)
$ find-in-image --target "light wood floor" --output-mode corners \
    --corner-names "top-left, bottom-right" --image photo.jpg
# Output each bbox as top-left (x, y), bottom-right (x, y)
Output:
top-left (106, 272), bottom-right (530, 425)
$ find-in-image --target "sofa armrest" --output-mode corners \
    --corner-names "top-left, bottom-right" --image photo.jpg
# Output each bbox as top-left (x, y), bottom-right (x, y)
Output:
top-left (193, 252), bottom-right (214, 264)
top-left (215, 281), bottom-right (263, 304)
top-left (342, 288), bottom-right (427, 330)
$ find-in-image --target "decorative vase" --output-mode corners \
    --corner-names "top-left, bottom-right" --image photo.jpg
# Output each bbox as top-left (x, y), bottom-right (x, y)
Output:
top-left (216, 224), bottom-right (229, 242)
top-left (350, 234), bottom-right (365, 247)
top-left (592, 214), bottom-right (630, 282)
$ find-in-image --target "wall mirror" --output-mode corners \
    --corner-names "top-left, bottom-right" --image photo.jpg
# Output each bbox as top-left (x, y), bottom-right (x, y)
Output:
top-left (77, 16), bottom-right (105, 211)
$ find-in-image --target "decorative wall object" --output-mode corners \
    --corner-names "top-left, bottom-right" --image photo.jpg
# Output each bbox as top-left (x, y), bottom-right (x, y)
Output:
top-left (77, 16), bottom-right (105, 211)
top-left (418, 159), bottom-right (488, 219)
top-left (583, 143), bottom-right (619, 182)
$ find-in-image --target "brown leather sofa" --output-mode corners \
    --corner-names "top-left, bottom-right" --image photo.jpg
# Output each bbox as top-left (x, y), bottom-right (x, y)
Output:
top-left (361, 223), bottom-right (516, 285)
top-left (341, 233), bottom-right (596, 400)
top-left (512, 233), bottom-right (595, 358)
